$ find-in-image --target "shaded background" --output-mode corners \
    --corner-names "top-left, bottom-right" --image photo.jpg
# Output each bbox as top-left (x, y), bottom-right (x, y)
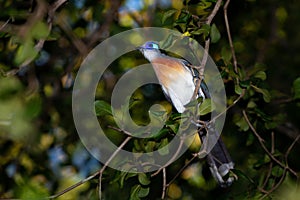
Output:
top-left (0, 0), bottom-right (300, 199)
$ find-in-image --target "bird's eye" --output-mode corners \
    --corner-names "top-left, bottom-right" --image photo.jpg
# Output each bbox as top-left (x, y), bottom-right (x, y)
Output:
top-left (148, 43), bottom-right (153, 48)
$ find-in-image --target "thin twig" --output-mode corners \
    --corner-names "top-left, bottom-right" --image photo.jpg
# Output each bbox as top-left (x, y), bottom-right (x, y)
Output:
top-left (49, 132), bottom-right (132, 199)
top-left (87, 0), bottom-right (121, 48)
top-left (223, 0), bottom-right (238, 73)
top-left (56, 15), bottom-right (89, 56)
top-left (108, 125), bottom-right (133, 137)
top-left (48, 170), bottom-right (100, 199)
top-left (0, 0), bottom-right (67, 71)
top-left (161, 168), bottom-right (167, 199)
top-left (191, 38), bottom-right (210, 100)
top-left (0, 18), bottom-right (11, 32)
top-left (206, 0), bottom-right (223, 25)
top-left (242, 110), bottom-right (298, 177)
top-left (49, 0), bottom-right (68, 16)
top-left (190, 0), bottom-right (223, 100)
top-left (209, 89), bottom-right (245, 124)
top-left (166, 155), bottom-right (198, 187)
top-left (254, 127), bottom-right (299, 199)
top-left (261, 132), bottom-right (275, 190)
top-left (151, 136), bottom-right (185, 177)
top-left (259, 168), bottom-right (287, 200)
top-left (98, 135), bottom-right (132, 199)
top-left (285, 134), bottom-right (300, 159)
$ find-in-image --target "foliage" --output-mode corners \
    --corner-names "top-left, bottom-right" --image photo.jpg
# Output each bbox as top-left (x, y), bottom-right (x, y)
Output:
top-left (0, 0), bottom-right (300, 199)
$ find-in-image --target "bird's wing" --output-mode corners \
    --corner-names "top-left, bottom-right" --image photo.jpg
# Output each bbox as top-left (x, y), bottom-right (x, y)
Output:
top-left (178, 58), bottom-right (211, 99)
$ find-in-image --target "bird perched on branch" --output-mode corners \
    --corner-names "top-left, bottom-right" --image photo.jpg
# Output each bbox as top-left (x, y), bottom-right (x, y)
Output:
top-left (138, 41), bottom-right (236, 187)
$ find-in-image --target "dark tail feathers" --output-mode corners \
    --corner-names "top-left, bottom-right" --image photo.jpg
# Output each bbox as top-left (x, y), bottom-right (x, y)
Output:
top-left (199, 127), bottom-right (236, 187)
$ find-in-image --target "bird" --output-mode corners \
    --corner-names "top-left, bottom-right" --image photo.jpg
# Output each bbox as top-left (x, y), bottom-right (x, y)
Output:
top-left (138, 41), bottom-right (236, 187)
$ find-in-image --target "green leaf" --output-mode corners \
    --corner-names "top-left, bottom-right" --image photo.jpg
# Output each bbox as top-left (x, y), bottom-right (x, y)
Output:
top-left (31, 21), bottom-right (49, 39)
top-left (158, 138), bottom-right (169, 155)
top-left (265, 121), bottom-right (278, 129)
top-left (15, 40), bottom-right (38, 65)
top-left (129, 185), bottom-right (150, 200)
top-left (129, 185), bottom-right (141, 200)
top-left (235, 84), bottom-right (243, 95)
top-left (25, 94), bottom-right (42, 118)
top-left (129, 185), bottom-right (149, 200)
top-left (210, 24), bottom-right (221, 43)
top-left (246, 134), bottom-right (254, 146)
top-left (144, 141), bottom-right (156, 152)
top-left (138, 173), bottom-right (151, 185)
top-left (175, 11), bottom-right (191, 24)
top-left (119, 172), bottom-right (128, 188)
top-left (254, 107), bottom-right (271, 121)
top-left (133, 139), bottom-right (143, 151)
top-left (271, 165), bottom-right (284, 177)
top-left (251, 85), bottom-right (271, 102)
top-left (94, 100), bottom-right (112, 116)
top-left (293, 77), bottom-right (300, 99)
top-left (138, 187), bottom-right (149, 198)
top-left (247, 101), bottom-right (257, 109)
top-left (221, 47), bottom-right (232, 63)
top-left (162, 9), bottom-right (178, 24)
top-left (247, 63), bottom-right (267, 76)
top-left (254, 71), bottom-right (267, 80)
top-left (161, 33), bottom-right (175, 49)
top-left (235, 117), bottom-right (249, 131)
top-left (191, 24), bottom-right (211, 38)
top-left (199, 99), bottom-right (214, 115)
top-left (167, 124), bottom-right (179, 133)
top-left (0, 77), bottom-right (22, 97)
top-left (240, 80), bottom-right (251, 88)
top-left (191, 26), bottom-right (210, 37)
top-left (197, 1), bottom-right (212, 10)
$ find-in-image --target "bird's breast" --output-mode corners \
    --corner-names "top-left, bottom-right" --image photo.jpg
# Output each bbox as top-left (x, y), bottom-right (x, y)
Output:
top-left (150, 58), bottom-right (196, 112)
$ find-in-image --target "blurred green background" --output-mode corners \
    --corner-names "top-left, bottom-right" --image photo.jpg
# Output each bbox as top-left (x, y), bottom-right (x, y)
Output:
top-left (0, 0), bottom-right (300, 199)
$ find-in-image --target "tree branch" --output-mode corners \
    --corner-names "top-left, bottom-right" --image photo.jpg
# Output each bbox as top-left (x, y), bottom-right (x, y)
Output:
top-left (224, 0), bottom-right (238, 73)
top-left (242, 110), bottom-right (298, 177)
top-left (49, 126), bottom-right (132, 200)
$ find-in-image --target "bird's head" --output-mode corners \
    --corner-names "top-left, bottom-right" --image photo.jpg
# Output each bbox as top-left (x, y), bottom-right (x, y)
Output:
top-left (137, 41), bottom-right (161, 61)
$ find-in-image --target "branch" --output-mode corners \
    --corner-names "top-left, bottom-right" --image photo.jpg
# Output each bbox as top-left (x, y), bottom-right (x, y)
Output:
top-left (56, 15), bottom-right (89, 56)
top-left (49, 126), bottom-right (132, 199)
top-left (223, 0), bottom-right (238, 73)
top-left (191, 38), bottom-right (210, 101)
top-left (48, 170), bottom-right (100, 199)
top-left (1, 0), bottom-right (68, 72)
top-left (166, 155), bottom-right (198, 188)
top-left (0, 18), bottom-right (16, 33)
top-left (209, 89), bottom-right (245, 124)
top-left (87, 0), bottom-right (121, 48)
top-left (206, 0), bottom-right (223, 25)
top-left (191, 0), bottom-right (223, 100)
top-left (242, 110), bottom-right (298, 177)
top-left (151, 135), bottom-right (185, 177)
top-left (161, 168), bottom-right (167, 199)
top-left (260, 132), bottom-right (274, 191)
top-left (98, 135), bottom-right (132, 199)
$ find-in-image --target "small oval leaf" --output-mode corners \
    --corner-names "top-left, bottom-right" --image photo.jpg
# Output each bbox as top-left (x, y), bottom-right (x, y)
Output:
top-left (210, 24), bottom-right (221, 43)
top-left (94, 100), bottom-right (112, 116)
top-left (199, 99), bottom-right (214, 115)
top-left (293, 77), bottom-right (300, 100)
top-left (138, 173), bottom-right (151, 185)
top-left (162, 9), bottom-right (178, 24)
